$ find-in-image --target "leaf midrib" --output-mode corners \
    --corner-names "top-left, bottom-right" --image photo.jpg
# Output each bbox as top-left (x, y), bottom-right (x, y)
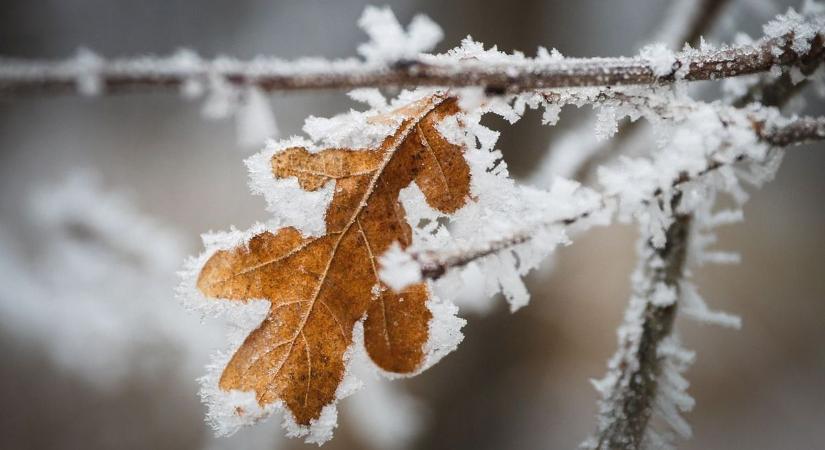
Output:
top-left (255, 95), bottom-right (446, 406)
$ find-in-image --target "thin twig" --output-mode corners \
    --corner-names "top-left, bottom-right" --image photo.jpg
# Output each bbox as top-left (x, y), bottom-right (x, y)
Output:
top-left (415, 207), bottom-right (600, 280)
top-left (734, 36), bottom-right (825, 108)
top-left (412, 113), bottom-right (824, 281)
top-left (755, 115), bottom-right (825, 145)
top-left (593, 201), bottom-right (692, 450)
top-left (0, 32), bottom-right (820, 97)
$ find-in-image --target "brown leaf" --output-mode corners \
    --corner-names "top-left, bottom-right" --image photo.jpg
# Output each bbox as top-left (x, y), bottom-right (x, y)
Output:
top-left (196, 93), bottom-right (470, 426)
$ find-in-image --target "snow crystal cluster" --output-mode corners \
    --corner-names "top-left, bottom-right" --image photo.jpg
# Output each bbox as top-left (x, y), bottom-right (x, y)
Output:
top-left (598, 100), bottom-right (777, 248)
top-left (379, 242), bottom-right (422, 292)
top-left (190, 5), bottom-right (443, 148)
top-left (357, 5), bottom-right (443, 64)
top-left (723, 4), bottom-right (825, 106)
top-left (640, 43), bottom-right (677, 78)
top-left (764, 2), bottom-right (825, 55)
top-left (72, 48), bottom-right (104, 95)
top-left (196, 70), bottom-right (280, 150)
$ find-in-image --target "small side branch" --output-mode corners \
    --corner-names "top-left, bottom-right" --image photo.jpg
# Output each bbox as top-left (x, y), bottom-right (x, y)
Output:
top-left (553, 30), bottom-right (822, 184)
top-left (409, 113), bottom-right (824, 281)
top-left (592, 205), bottom-right (692, 450)
top-left (756, 115), bottom-right (825, 146)
top-left (734, 36), bottom-right (825, 108)
top-left (415, 207), bottom-right (600, 281)
top-left (0, 31), bottom-right (820, 96)
top-left (588, 60), bottom-right (819, 448)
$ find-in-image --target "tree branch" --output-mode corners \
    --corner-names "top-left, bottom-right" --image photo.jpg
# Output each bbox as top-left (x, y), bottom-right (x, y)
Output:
top-left (527, 0), bottom-right (732, 187)
top-left (754, 115), bottom-right (825, 146)
top-left (733, 36), bottom-right (825, 108)
top-left (588, 45), bottom-right (822, 447)
top-left (409, 113), bottom-right (824, 282)
top-left (592, 203), bottom-right (692, 450)
top-left (415, 206), bottom-right (602, 281)
top-left (576, 34), bottom-right (823, 183)
top-left (0, 31), bottom-right (820, 97)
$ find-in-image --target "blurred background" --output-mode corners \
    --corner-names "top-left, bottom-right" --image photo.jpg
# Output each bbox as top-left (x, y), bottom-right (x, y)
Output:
top-left (1, 0), bottom-right (823, 449)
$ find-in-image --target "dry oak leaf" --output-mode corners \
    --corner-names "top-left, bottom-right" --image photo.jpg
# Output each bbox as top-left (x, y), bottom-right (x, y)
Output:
top-left (196, 93), bottom-right (471, 427)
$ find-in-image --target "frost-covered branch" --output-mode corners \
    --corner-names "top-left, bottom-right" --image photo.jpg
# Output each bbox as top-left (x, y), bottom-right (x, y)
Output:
top-left (414, 206), bottom-right (603, 281)
top-left (586, 33), bottom-right (823, 444)
top-left (588, 204), bottom-right (693, 450)
top-left (529, 5), bottom-right (823, 185)
top-left (754, 114), bottom-right (825, 144)
top-left (0, 28), bottom-right (821, 96)
top-left (657, 0), bottom-right (731, 48)
top-left (529, 0), bottom-right (733, 185)
top-left (733, 36), bottom-right (825, 107)
top-left (378, 96), bottom-right (820, 449)
top-left (386, 111), bottom-right (824, 285)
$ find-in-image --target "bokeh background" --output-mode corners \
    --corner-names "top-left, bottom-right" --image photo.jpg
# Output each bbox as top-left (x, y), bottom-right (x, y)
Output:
top-left (1, 1), bottom-right (823, 449)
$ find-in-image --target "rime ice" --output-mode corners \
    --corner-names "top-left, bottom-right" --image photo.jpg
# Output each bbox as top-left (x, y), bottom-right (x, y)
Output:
top-left (357, 6), bottom-right (443, 64)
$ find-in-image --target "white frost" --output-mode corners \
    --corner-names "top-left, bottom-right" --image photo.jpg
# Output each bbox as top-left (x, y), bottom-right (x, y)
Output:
top-left (347, 87), bottom-right (388, 109)
top-left (72, 47), bottom-right (103, 95)
top-left (236, 87), bottom-right (279, 148)
top-left (379, 242), bottom-right (423, 292)
top-left (639, 43), bottom-right (677, 77)
top-left (357, 6), bottom-right (443, 64)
